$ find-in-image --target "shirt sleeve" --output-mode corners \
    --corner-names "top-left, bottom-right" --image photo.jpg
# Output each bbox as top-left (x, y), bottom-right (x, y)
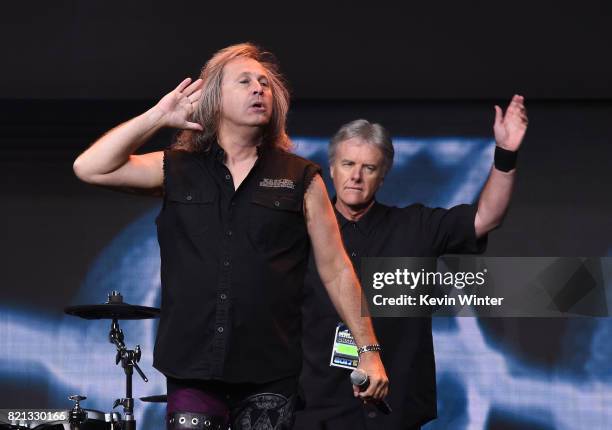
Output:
top-left (303, 161), bottom-right (323, 191)
top-left (161, 149), bottom-right (170, 194)
top-left (419, 203), bottom-right (488, 256)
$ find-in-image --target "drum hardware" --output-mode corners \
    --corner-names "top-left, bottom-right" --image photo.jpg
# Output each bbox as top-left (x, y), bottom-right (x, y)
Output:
top-left (138, 395), bottom-right (167, 403)
top-left (68, 395), bottom-right (88, 429)
top-left (63, 292), bottom-right (161, 430)
top-left (64, 291), bottom-right (160, 321)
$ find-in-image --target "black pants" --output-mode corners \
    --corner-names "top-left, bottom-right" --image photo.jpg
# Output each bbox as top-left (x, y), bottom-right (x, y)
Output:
top-left (166, 376), bottom-right (298, 430)
top-left (294, 403), bottom-right (422, 430)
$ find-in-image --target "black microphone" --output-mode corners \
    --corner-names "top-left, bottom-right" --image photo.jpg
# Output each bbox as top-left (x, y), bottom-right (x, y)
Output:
top-left (350, 369), bottom-right (392, 415)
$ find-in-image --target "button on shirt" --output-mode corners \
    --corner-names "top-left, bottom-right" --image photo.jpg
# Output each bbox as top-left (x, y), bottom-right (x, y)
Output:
top-left (154, 143), bottom-right (321, 383)
top-left (297, 200), bottom-right (487, 429)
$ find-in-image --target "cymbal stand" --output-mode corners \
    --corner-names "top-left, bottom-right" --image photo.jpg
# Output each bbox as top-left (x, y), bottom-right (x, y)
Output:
top-left (109, 318), bottom-right (148, 430)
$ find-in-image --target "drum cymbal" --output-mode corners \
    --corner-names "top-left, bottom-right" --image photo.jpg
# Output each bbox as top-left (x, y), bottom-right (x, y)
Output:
top-left (140, 394), bottom-right (167, 403)
top-left (65, 303), bottom-right (160, 320)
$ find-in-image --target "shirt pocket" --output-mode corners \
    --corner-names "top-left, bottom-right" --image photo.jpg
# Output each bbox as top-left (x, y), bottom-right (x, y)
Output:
top-left (248, 190), bottom-right (306, 253)
top-left (164, 188), bottom-right (215, 236)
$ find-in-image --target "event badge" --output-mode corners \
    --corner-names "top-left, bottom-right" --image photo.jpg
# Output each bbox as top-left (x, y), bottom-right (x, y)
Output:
top-left (329, 322), bottom-right (359, 369)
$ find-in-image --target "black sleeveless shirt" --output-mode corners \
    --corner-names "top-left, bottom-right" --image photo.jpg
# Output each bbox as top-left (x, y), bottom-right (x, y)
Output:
top-left (154, 143), bottom-right (321, 383)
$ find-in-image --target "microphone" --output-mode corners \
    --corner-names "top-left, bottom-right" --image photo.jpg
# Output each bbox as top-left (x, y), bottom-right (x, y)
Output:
top-left (350, 369), bottom-right (392, 415)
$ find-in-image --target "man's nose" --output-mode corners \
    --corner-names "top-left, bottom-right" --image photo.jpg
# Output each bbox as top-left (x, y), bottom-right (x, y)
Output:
top-left (252, 81), bottom-right (263, 95)
top-left (350, 166), bottom-right (363, 182)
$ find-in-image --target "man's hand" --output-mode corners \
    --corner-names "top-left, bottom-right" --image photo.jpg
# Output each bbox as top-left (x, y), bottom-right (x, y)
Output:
top-left (73, 77), bottom-right (204, 191)
top-left (352, 352), bottom-right (389, 401)
top-left (494, 94), bottom-right (528, 151)
top-left (153, 77), bottom-right (204, 131)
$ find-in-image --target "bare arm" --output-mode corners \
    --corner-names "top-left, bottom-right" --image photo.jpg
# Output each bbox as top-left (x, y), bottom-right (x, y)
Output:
top-left (304, 175), bottom-right (389, 401)
top-left (475, 95), bottom-right (528, 237)
top-left (474, 167), bottom-right (516, 237)
top-left (73, 78), bottom-right (204, 194)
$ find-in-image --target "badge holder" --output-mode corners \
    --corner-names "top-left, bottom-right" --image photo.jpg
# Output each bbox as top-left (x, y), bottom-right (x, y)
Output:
top-left (329, 322), bottom-right (359, 369)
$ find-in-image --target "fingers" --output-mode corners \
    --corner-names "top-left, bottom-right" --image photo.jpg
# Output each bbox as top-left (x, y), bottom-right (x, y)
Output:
top-left (516, 95), bottom-right (528, 124)
top-left (375, 378), bottom-right (389, 399)
top-left (183, 78), bottom-right (204, 96)
top-left (188, 88), bottom-right (203, 104)
top-left (506, 95), bottom-right (520, 116)
top-left (508, 94), bottom-right (529, 126)
top-left (494, 105), bottom-right (503, 126)
top-left (175, 77), bottom-right (203, 97)
top-left (355, 378), bottom-right (389, 401)
top-left (496, 95), bottom-right (524, 125)
top-left (378, 379), bottom-right (389, 399)
top-left (183, 121), bottom-right (203, 131)
top-left (356, 383), bottom-right (377, 399)
top-left (356, 385), bottom-right (384, 401)
top-left (175, 77), bottom-right (193, 93)
top-left (502, 94), bottom-right (528, 123)
top-left (509, 94), bottom-right (526, 113)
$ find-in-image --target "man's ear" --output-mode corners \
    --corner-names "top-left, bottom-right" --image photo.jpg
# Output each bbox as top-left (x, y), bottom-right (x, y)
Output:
top-left (329, 164), bottom-right (335, 179)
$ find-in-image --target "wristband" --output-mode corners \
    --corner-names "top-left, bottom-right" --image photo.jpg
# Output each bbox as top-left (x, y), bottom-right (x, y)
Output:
top-left (494, 146), bottom-right (518, 172)
top-left (357, 344), bottom-right (382, 355)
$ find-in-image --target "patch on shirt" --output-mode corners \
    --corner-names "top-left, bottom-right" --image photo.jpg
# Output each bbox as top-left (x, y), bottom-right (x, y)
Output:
top-left (259, 178), bottom-right (295, 189)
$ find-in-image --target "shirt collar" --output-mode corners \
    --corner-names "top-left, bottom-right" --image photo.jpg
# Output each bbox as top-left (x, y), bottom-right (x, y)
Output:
top-left (210, 141), bottom-right (226, 163)
top-left (209, 140), bottom-right (266, 163)
top-left (332, 197), bottom-right (387, 236)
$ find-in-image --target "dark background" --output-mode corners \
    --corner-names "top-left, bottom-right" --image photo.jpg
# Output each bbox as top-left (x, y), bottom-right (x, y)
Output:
top-left (1, 1), bottom-right (612, 100)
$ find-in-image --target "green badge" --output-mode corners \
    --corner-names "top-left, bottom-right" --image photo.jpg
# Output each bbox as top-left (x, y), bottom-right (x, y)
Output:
top-left (329, 322), bottom-right (359, 369)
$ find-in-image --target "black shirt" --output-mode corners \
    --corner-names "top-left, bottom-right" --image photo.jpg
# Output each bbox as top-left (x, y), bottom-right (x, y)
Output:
top-left (296, 201), bottom-right (487, 429)
top-left (154, 143), bottom-right (321, 383)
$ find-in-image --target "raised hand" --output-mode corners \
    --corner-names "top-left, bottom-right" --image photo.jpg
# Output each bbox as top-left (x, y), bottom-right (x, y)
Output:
top-left (154, 78), bottom-right (204, 131)
top-left (494, 94), bottom-right (528, 151)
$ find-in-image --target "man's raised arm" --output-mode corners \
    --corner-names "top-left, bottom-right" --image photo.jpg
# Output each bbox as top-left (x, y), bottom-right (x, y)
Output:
top-left (72, 77), bottom-right (204, 193)
top-left (304, 175), bottom-right (389, 402)
top-left (475, 94), bottom-right (529, 237)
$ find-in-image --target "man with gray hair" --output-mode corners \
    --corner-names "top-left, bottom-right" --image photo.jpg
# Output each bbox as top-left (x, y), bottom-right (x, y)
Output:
top-left (295, 96), bottom-right (528, 429)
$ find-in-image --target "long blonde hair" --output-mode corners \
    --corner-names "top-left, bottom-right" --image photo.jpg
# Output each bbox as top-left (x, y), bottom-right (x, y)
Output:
top-left (172, 43), bottom-right (292, 152)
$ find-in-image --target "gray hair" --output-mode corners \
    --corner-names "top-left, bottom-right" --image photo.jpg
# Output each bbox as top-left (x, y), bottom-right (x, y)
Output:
top-left (328, 119), bottom-right (395, 176)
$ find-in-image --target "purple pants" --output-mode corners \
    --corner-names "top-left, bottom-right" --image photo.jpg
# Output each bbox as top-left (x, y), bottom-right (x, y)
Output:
top-left (166, 376), bottom-right (298, 429)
